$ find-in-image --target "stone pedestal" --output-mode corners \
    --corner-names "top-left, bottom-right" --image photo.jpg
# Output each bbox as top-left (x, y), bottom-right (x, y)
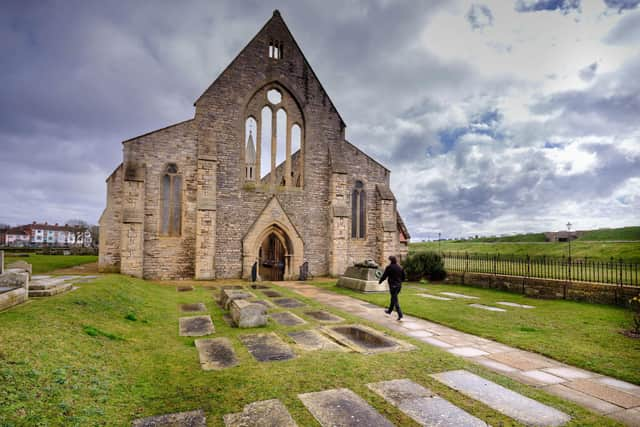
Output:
top-left (230, 299), bottom-right (267, 328)
top-left (337, 266), bottom-right (388, 292)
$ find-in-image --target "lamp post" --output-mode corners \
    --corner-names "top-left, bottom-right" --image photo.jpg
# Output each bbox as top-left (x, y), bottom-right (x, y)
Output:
top-left (566, 221), bottom-right (572, 282)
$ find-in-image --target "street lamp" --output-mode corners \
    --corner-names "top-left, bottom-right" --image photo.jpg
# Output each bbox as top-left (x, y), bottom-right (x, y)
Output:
top-left (566, 221), bottom-right (572, 282)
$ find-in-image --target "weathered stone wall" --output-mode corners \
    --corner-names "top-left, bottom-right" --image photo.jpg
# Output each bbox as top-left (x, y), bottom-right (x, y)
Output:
top-left (444, 271), bottom-right (639, 306)
top-left (99, 164), bottom-right (123, 272)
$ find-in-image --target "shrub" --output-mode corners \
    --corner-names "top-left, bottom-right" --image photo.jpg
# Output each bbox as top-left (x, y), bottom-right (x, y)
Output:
top-left (630, 295), bottom-right (640, 335)
top-left (403, 251), bottom-right (446, 282)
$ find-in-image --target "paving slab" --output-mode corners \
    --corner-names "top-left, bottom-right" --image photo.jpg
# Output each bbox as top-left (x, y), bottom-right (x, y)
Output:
top-left (304, 310), bottom-right (344, 323)
top-left (520, 370), bottom-right (566, 385)
top-left (474, 357), bottom-right (518, 373)
top-left (223, 399), bottom-right (297, 427)
top-left (298, 388), bottom-right (393, 427)
top-left (436, 335), bottom-right (477, 347)
top-left (440, 292), bottom-right (479, 299)
top-left (132, 409), bottom-right (206, 427)
top-left (543, 367), bottom-right (594, 380)
top-left (179, 316), bottom-right (214, 337)
top-left (177, 286), bottom-right (194, 292)
top-left (469, 304), bottom-right (506, 312)
top-left (405, 330), bottom-right (434, 339)
top-left (288, 330), bottom-right (346, 351)
top-left (401, 321), bottom-right (426, 330)
top-left (180, 303), bottom-right (207, 313)
top-left (566, 379), bottom-right (640, 409)
top-left (432, 370), bottom-right (571, 426)
top-left (416, 293), bottom-right (453, 301)
top-left (262, 290), bottom-right (283, 298)
top-left (595, 378), bottom-right (640, 396)
top-left (496, 301), bottom-right (535, 309)
top-left (448, 347), bottom-right (489, 357)
top-left (195, 338), bottom-right (238, 370)
top-left (545, 384), bottom-right (622, 414)
top-left (270, 311), bottom-right (307, 326)
top-left (240, 332), bottom-right (295, 362)
top-left (360, 302), bottom-right (381, 308)
top-left (421, 337), bottom-right (453, 348)
top-left (367, 378), bottom-right (488, 427)
top-left (273, 298), bottom-right (306, 308)
top-left (488, 351), bottom-right (555, 371)
top-left (609, 408), bottom-right (640, 426)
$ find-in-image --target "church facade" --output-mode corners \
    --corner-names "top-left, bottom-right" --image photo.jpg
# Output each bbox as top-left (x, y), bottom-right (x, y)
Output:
top-left (99, 11), bottom-right (410, 281)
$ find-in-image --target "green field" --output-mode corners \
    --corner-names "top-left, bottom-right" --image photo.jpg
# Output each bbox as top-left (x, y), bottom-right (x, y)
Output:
top-left (0, 276), bottom-right (617, 426)
top-left (458, 226), bottom-right (640, 243)
top-left (4, 254), bottom-right (97, 274)
top-left (411, 241), bottom-right (640, 262)
top-left (311, 281), bottom-right (640, 385)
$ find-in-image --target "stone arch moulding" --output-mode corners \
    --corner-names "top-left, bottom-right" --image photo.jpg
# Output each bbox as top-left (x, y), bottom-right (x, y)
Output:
top-left (242, 196), bottom-right (304, 280)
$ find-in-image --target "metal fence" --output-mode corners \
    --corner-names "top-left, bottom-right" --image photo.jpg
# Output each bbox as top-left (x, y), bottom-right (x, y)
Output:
top-left (442, 252), bottom-right (639, 287)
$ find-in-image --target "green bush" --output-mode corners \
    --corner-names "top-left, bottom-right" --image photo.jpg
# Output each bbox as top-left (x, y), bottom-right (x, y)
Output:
top-left (403, 251), bottom-right (446, 281)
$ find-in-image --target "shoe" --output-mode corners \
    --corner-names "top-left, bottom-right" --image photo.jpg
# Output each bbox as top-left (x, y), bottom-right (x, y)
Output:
top-left (384, 310), bottom-right (391, 315)
top-left (396, 316), bottom-right (403, 321)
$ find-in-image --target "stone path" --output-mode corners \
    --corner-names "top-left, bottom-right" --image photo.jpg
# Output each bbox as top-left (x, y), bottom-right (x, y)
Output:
top-left (278, 281), bottom-right (640, 426)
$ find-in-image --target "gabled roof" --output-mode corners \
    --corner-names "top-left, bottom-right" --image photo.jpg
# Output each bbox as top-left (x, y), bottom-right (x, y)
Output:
top-left (193, 10), bottom-right (346, 127)
top-left (344, 140), bottom-right (390, 172)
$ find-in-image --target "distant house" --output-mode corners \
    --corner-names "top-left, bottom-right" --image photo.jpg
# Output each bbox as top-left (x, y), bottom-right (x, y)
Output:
top-left (2, 222), bottom-right (92, 247)
top-left (544, 230), bottom-right (584, 242)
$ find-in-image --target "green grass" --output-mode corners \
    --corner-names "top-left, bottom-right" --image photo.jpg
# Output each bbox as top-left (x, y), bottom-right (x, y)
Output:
top-left (0, 276), bottom-right (619, 426)
top-left (578, 226), bottom-right (640, 241)
top-left (467, 233), bottom-right (547, 242)
top-left (411, 241), bottom-right (640, 262)
top-left (4, 254), bottom-right (97, 274)
top-left (311, 280), bottom-right (640, 385)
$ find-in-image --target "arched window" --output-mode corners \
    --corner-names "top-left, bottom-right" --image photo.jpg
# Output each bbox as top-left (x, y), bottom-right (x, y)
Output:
top-left (352, 180), bottom-right (366, 239)
top-left (160, 163), bottom-right (182, 236)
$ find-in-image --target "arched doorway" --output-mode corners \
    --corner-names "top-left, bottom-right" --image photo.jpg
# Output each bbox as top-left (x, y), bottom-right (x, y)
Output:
top-left (259, 232), bottom-right (286, 281)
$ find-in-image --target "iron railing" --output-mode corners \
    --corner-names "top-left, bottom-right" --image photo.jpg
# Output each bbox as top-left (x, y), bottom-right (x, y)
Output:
top-left (441, 252), bottom-right (639, 287)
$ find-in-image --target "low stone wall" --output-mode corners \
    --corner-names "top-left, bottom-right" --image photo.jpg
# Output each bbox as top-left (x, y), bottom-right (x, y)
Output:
top-left (443, 271), bottom-right (639, 306)
top-left (0, 270), bottom-right (29, 311)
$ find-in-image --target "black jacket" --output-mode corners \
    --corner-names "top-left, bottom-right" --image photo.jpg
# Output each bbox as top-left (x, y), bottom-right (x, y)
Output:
top-left (379, 263), bottom-right (405, 288)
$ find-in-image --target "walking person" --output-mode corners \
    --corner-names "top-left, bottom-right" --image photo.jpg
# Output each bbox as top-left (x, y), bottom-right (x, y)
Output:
top-left (379, 256), bottom-right (405, 321)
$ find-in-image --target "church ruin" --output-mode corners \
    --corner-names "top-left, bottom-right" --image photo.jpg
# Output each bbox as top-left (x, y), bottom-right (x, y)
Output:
top-left (99, 10), bottom-right (409, 280)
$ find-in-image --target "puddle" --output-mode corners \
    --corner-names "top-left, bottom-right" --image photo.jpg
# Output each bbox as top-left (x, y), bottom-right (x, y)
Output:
top-left (304, 311), bottom-right (344, 323)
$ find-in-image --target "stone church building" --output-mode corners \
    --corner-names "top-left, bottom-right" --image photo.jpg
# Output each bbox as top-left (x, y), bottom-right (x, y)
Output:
top-left (99, 11), bottom-right (410, 281)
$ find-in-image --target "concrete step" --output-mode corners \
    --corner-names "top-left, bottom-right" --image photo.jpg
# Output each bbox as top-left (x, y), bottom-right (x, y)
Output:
top-left (29, 282), bottom-right (73, 297)
top-left (29, 279), bottom-right (69, 291)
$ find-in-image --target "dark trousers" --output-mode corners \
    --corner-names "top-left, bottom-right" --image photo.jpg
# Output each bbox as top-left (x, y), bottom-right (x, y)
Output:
top-left (388, 286), bottom-right (403, 318)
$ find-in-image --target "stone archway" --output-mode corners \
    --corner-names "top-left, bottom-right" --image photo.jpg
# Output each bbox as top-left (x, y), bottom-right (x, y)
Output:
top-left (242, 197), bottom-right (304, 281)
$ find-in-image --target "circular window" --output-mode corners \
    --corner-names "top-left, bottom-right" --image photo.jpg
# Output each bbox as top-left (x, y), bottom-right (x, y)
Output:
top-left (267, 89), bottom-right (282, 105)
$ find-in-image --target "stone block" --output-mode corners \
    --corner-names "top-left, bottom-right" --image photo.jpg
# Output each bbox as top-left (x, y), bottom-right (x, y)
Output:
top-left (230, 299), bottom-right (267, 328)
top-left (6, 260), bottom-right (32, 277)
top-left (219, 289), bottom-right (254, 310)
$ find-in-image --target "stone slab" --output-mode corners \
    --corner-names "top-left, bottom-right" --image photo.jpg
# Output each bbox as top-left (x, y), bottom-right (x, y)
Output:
top-left (179, 316), bottom-right (214, 337)
top-left (469, 304), bottom-right (506, 312)
top-left (304, 310), bottom-right (344, 323)
top-left (180, 303), bottom-right (207, 313)
top-left (401, 322), bottom-right (426, 330)
top-left (177, 286), bottom-right (194, 292)
top-left (298, 388), bottom-right (393, 427)
top-left (273, 298), bottom-right (306, 308)
top-left (367, 379), bottom-right (487, 427)
top-left (270, 311), bottom-right (307, 326)
top-left (249, 284), bottom-right (270, 289)
top-left (497, 301), bottom-right (535, 309)
top-left (421, 337), bottom-right (454, 348)
top-left (448, 347), bottom-right (489, 358)
top-left (288, 330), bottom-right (346, 351)
top-left (596, 377), bottom-right (640, 396)
top-left (230, 299), bottom-right (267, 328)
top-left (321, 324), bottom-right (415, 354)
top-left (251, 299), bottom-right (274, 308)
top-left (223, 399), bottom-right (297, 427)
top-left (488, 351), bottom-right (555, 370)
top-left (336, 276), bottom-right (388, 293)
top-left (195, 338), bottom-right (238, 370)
top-left (132, 409), bottom-right (206, 427)
top-left (545, 384), bottom-right (622, 414)
top-left (543, 367), bottom-right (594, 380)
top-left (521, 370), bottom-right (565, 385)
top-left (240, 332), bottom-right (295, 362)
top-left (566, 379), bottom-right (640, 409)
top-left (416, 293), bottom-right (453, 301)
top-left (262, 290), bottom-right (283, 298)
top-left (220, 290), bottom-right (255, 310)
top-left (440, 292), bottom-right (479, 299)
top-left (431, 370), bottom-right (571, 426)
top-left (405, 330), bottom-right (434, 338)
top-left (474, 357), bottom-right (518, 373)
top-left (609, 408), bottom-right (640, 426)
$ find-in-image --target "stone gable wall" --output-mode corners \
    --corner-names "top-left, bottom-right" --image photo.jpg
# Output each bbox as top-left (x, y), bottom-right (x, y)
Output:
top-left (98, 164), bottom-right (123, 272)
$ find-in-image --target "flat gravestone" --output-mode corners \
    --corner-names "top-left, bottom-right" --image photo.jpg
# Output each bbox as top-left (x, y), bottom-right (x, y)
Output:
top-left (440, 292), bottom-right (479, 299)
top-left (132, 409), bottom-right (206, 427)
top-left (469, 304), bottom-right (506, 312)
top-left (179, 316), bottom-right (215, 337)
top-left (497, 301), bottom-right (535, 309)
top-left (273, 298), bottom-right (306, 308)
top-left (288, 330), bottom-right (346, 352)
top-left (431, 370), bottom-right (571, 426)
top-left (251, 299), bottom-right (274, 308)
top-left (367, 379), bottom-right (487, 427)
top-left (224, 399), bottom-right (297, 427)
top-left (195, 338), bottom-right (238, 370)
top-left (177, 286), bottom-right (194, 292)
top-left (180, 303), bottom-right (207, 313)
top-left (566, 379), bottom-right (640, 408)
top-left (489, 351), bottom-right (554, 370)
top-left (270, 311), bottom-right (306, 326)
top-left (250, 284), bottom-right (270, 289)
top-left (221, 285), bottom-right (244, 290)
top-left (417, 293), bottom-right (453, 301)
top-left (240, 332), bottom-right (295, 362)
top-left (262, 290), bottom-right (283, 298)
top-left (299, 388), bottom-right (393, 427)
top-left (304, 311), bottom-right (344, 323)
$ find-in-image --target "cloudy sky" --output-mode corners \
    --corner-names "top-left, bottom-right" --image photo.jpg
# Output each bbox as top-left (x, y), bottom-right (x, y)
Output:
top-left (1, 0), bottom-right (639, 240)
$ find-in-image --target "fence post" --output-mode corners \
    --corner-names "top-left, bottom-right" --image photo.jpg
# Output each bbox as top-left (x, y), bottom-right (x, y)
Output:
top-left (523, 254), bottom-right (530, 295)
top-left (0, 250), bottom-right (3, 275)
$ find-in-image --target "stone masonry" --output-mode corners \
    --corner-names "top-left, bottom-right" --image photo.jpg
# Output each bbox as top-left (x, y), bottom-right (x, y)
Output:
top-left (99, 10), bottom-right (410, 280)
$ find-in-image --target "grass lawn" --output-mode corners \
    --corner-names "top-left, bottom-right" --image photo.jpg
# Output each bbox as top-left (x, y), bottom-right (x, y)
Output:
top-left (411, 241), bottom-right (640, 262)
top-left (0, 275), bottom-right (618, 426)
top-left (4, 254), bottom-right (98, 274)
top-left (310, 280), bottom-right (640, 386)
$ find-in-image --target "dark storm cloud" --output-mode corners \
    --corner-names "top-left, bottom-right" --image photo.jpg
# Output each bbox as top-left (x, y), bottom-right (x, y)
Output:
top-left (514, 0), bottom-right (581, 13)
top-left (603, 0), bottom-right (640, 12)
top-left (466, 4), bottom-right (494, 30)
